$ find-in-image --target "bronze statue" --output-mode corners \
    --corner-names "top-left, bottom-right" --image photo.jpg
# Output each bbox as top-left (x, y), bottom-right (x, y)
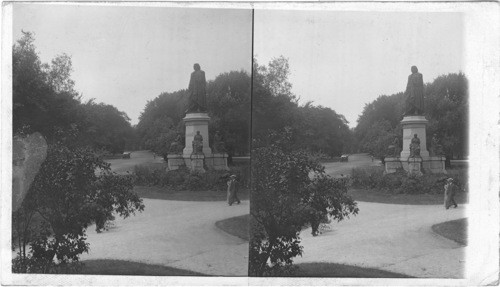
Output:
top-left (187, 63), bottom-right (207, 113)
top-left (387, 137), bottom-right (401, 157)
top-left (213, 131), bottom-right (226, 153)
top-left (409, 134), bottom-right (421, 157)
top-left (431, 133), bottom-right (444, 156)
top-left (404, 66), bottom-right (425, 116)
top-left (192, 131), bottom-right (204, 155)
top-left (169, 133), bottom-right (183, 154)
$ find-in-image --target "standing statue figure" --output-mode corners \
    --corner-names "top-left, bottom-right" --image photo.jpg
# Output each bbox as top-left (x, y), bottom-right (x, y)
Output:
top-left (387, 137), bottom-right (401, 157)
top-left (169, 133), bottom-right (183, 154)
top-left (431, 133), bottom-right (444, 156)
top-left (187, 63), bottom-right (207, 113)
top-left (393, 137), bottom-right (401, 156)
top-left (192, 131), bottom-right (204, 155)
top-left (409, 134), bottom-right (421, 157)
top-left (404, 66), bottom-right (425, 116)
top-left (213, 131), bottom-right (226, 153)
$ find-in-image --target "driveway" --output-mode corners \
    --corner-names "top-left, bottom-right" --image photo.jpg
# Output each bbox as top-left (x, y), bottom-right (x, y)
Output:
top-left (81, 199), bottom-right (249, 276)
top-left (105, 150), bottom-right (164, 174)
top-left (322, 153), bottom-right (380, 178)
top-left (296, 202), bottom-right (466, 278)
top-left (84, 152), bottom-right (465, 278)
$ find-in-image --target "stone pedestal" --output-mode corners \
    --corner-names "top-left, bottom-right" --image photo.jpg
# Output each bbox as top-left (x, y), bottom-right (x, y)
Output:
top-left (189, 154), bottom-right (206, 173)
top-left (384, 157), bottom-right (403, 174)
top-left (400, 116), bottom-right (429, 160)
top-left (167, 112), bottom-right (229, 172)
top-left (183, 113), bottom-right (212, 156)
top-left (422, 156), bottom-right (447, 174)
top-left (206, 153), bottom-right (230, 171)
top-left (167, 154), bottom-right (185, 171)
top-left (384, 115), bottom-right (446, 175)
top-left (407, 157), bottom-right (423, 176)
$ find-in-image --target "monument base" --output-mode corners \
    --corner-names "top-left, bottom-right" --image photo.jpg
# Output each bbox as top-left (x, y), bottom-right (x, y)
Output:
top-left (407, 157), bottom-right (423, 176)
top-left (422, 156), bottom-right (447, 174)
top-left (166, 154), bottom-right (185, 171)
top-left (175, 153), bottom-right (229, 172)
top-left (188, 154), bottom-right (206, 173)
top-left (384, 157), bottom-right (403, 174)
top-left (166, 112), bottom-right (230, 173)
top-left (400, 116), bottom-right (429, 159)
top-left (384, 155), bottom-right (446, 175)
top-left (206, 153), bottom-right (230, 171)
top-left (183, 113), bottom-right (212, 156)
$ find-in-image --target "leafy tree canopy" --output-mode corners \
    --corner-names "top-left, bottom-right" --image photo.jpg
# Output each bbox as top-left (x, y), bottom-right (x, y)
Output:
top-left (13, 31), bottom-right (134, 154)
top-left (253, 57), bottom-right (353, 157)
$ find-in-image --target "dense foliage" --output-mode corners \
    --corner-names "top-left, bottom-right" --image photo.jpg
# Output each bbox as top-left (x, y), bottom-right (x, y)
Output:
top-left (13, 31), bottom-right (134, 154)
top-left (133, 163), bottom-right (250, 191)
top-left (12, 144), bottom-right (144, 273)
top-left (249, 130), bottom-right (358, 276)
top-left (354, 72), bottom-right (468, 162)
top-left (252, 57), bottom-right (354, 156)
top-left (350, 166), bottom-right (468, 194)
top-left (12, 32), bottom-right (143, 273)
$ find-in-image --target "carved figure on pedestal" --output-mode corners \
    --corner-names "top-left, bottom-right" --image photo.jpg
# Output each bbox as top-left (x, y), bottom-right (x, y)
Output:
top-left (169, 133), bottom-right (183, 154)
top-left (409, 134), bottom-right (421, 158)
top-left (431, 133), bottom-right (444, 156)
top-left (192, 131), bottom-right (204, 155)
top-left (404, 66), bottom-right (425, 116)
top-left (187, 63), bottom-right (207, 113)
top-left (212, 131), bottom-right (226, 153)
top-left (387, 137), bottom-right (401, 157)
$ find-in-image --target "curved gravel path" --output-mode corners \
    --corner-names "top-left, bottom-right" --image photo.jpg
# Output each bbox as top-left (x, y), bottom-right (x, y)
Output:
top-left (295, 202), bottom-right (466, 278)
top-left (82, 151), bottom-right (465, 278)
top-left (81, 199), bottom-right (249, 276)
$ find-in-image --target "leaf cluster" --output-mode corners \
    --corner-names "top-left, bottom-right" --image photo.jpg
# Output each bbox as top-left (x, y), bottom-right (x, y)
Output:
top-left (13, 144), bottom-right (145, 272)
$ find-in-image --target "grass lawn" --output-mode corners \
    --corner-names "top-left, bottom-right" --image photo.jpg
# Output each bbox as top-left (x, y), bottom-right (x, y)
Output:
top-left (134, 185), bottom-right (249, 202)
top-left (78, 259), bottom-right (205, 276)
top-left (431, 218), bottom-right (468, 245)
top-left (290, 262), bottom-right (413, 278)
top-left (348, 188), bottom-right (468, 205)
top-left (215, 214), bottom-right (250, 241)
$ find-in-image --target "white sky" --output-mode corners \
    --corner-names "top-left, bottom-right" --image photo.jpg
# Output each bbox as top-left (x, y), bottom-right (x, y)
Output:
top-left (13, 4), bottom-right (252, 125)
top-left (12, 6), bottom-right (464, 128)
top-left (254, 10), bottom-right (464, 127)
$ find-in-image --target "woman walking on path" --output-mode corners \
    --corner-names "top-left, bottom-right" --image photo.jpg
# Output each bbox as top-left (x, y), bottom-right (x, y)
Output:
top-left (227, 174), bottom-right (241, 206)
top-left (444, 178), bottom-right (458, 209)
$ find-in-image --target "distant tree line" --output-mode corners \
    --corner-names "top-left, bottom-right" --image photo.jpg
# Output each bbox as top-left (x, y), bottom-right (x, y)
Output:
top-left (252, 56), bottom-right (354, 157)
top-left (13, 31), bottom-right (134, 154)
top-left (354, 72), bottom-right (468, 164)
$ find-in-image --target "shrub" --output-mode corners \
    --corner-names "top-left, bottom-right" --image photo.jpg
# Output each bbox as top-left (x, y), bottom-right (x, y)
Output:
top-left (133, 164), bottom-right (246, 191)
top-left (13, 144), bottom-right (144, 273)
top-left (351, 166), bottom-right (384, 189)
top-left (249, 129), bottom-right (358, 276)
top-left (351, 166), bottom-right (467, 194)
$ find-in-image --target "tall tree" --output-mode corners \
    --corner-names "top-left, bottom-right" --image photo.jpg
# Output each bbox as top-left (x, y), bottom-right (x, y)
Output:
top-left (249, 129), bottom-right (358, 276)
top-left (81, 100), bottom-right (135, 154)
top-left (252, 57), bottom-right (352, 156)
top-left (13, 31), bottom-right (85, 143)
